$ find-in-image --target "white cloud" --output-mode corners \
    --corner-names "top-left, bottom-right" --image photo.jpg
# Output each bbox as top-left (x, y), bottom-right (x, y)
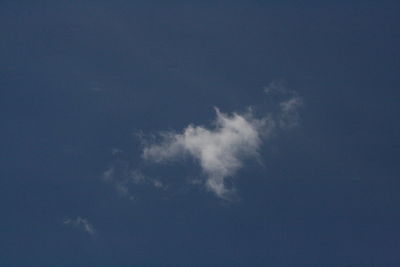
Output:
top-left (111, 148), bottom-right (123, 155)
top-left (263, 81), bottom-right (303, 128)
top-left (103, 160), bottom-right (165, 200)
top-left (103, 84), bottom-right (303, 201)
top-left (142, 108), bottom-right (275, 199)
top-left (63, 217), bottom-right (95, 236)
top-left (263, 81), bottom-right (288, 95)
top-left (279, 96), bottom-right (303, 128)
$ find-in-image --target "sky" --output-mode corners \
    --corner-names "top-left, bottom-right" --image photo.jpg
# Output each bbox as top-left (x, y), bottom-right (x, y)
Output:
top-left (1, 1), bottom-right (399, 265)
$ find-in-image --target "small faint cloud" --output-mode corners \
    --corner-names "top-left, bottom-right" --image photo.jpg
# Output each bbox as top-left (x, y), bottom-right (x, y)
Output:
top-left (103, 166), bottom-right (115, 181)
top-left (103, 164), bottom-right (133, 199)
top-left (103, 159), bottom-right (165, 200)
top-left (130, 169), bottom-right (146, 184)
top-left (279, 96), bottom-right (303, 128)
top-left (63, 217), bottom-right (95, 236)
top-left (152, 179), bottom-right (165, 189)
top-left (88, 81), bottom-right (105, 92)
top-left (263, 80), bottom-right (289, 95)
top-left (264, 80), bottom-right (304, 128)
top-left (111, 148), bottom-right (123, 155)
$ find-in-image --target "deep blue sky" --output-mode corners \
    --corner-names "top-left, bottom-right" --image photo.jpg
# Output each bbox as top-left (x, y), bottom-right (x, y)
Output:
top-left (1, 1), bottom-right (399, 265)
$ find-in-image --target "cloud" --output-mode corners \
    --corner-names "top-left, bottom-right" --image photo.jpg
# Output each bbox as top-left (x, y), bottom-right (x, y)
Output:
top-left (263, 81), bottom-right (289, 95)
top-left (111, 148), bottom-right (123, 155)
top-left (103, 84), bottom-right (303, 201)
top-left (142, 108), bottom-right (276, 199)
top-left (141, 84), bottom-right (303, 199)
top-left (264, 81), bottom-right (303, 128)
top-left (63, 217), bottom-right (95, 236)
top-left (103, 159), bottom-right (165, 200)
top-left (279, 96), bottom-right (303, 128)
top-left (88, 81), bottom-right (105, 92)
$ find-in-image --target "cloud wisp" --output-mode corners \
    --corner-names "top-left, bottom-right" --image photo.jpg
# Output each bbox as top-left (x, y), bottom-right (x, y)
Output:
top-left (142, 104), bottom-right (291, 199)
top-left (103, 158), bottom-right (165, 200)
top-left (142, 108), bottom-right (270, 199)
top-left (264, 81), bottom-right (303, 128)
top-left (279, 96), bottom-right (303, 128)
top-left (63, 217), bottom-right (96, 236)
top-left (103, 84), bottom-right (303, 200)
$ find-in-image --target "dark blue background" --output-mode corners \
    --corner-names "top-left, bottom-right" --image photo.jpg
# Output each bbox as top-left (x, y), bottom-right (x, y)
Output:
top-left (1, 1), bottom-right (399, 265)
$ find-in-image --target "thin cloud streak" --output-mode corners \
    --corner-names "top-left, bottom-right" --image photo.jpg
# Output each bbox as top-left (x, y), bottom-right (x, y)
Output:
top-left (63, 217), bottom-right (96, 236)
top-left (103, 159), bottom-right (165, 200)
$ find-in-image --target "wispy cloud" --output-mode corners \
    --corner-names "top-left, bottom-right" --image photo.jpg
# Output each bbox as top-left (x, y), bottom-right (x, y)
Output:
top-left (141, 85), bottom-right (303, 200)
top-left (264, 81), bottom-right (303, 128)
top-left (103, 84), bottom-right (303, 200)
top-left (88, 81), bottom-right (105, 92)
top-left (263, 80), bottom-right (289, 95)
top-left (63, 217), bottom-right (95, 236)
top-left (279, 96), bottom-right (303, 128)
top-left (111, 148), bottom-right (123, 155)
top-left (103, 158), bottom-right (165, 200)
top-left (142, 108), bottom-right (273, 199)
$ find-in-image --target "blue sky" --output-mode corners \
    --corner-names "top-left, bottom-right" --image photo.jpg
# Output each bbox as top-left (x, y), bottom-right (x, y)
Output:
top-left (1, 1), bottom-right (399, 265)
